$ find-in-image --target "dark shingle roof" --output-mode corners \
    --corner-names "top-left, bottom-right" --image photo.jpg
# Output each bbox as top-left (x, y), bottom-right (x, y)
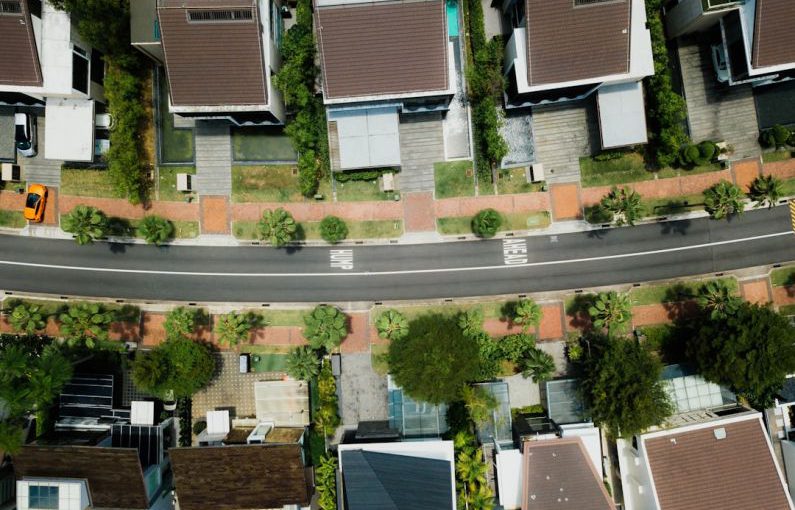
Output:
top-left (316, 0), bottom-right (449, 101)
top-left (12, 446), bottom-right (150, 510)
top-left (752, 0), bottom-right (795, 69)
top-left (525, 0), bottom-right (631, 86)
top-left (0, 0), bottom-right (42, 87)
top-left (645, 417), bottom-right (792, 510)
top-left (523, 439), bottom-right (615, 510)
top-left (169, 444), bottom-right (310, 510)
top-left (157, 0), bottom-right (268, 107)
top-left (341, 450), bottom-right (454, 510)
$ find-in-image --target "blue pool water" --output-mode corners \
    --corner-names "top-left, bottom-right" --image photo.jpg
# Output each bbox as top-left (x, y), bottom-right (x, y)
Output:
top-left (447, 0), bottom-right (459, 37)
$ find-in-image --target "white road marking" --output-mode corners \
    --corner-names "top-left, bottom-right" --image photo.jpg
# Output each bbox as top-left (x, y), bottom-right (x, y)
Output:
top-left (503, 238), bottom-right (528, 265)
top-left (330, 249), bottom-right (354, 270)
top-left (0, 231), bottom-right (790, 277)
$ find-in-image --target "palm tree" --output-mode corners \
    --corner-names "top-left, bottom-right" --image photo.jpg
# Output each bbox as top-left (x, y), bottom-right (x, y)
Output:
top-left (704, 180), bottom-right (744, 219)
top-left (138, 215), bottom-right (175, 245)
top-left (303, 305), bottom-right (348, 351)
top-left (0, 344), bottom-right (29, 383)
top-left (214, 311), bottom-right (257, 349)
top-left (59, 303), bottom-right (113, 347)
top-left (696, 280), bottom-right (742, 319)
top-left (62, 205), bottom-right (108, 245)
top-left (461, 385), bottom-right (497, 425)
top-left (456, 449), bottom-right (488, 491)
top-left (513, 298), bottom-right (541, 332)
top-left (375, 309), bottom-right (408, 340)
top-left (0, 420), bottom-right (25, 455)
top-left (163, 307), bottom-right (200, 339)
top-left (458, 309), bottom-right (484, 338)
top-left (285, 345), bottom-right (320, 380)
top-left (257, 208), bottom-right (297, 247)
top-left (471, 209), bottom-right (502, 238)
top-left (520, 347), bottom-right (556, 382)
top-left (601, 186), bottom-right (643, 226)
top-left (748, 175), bottom-right (783, 209)
top-left (468, 484), bottom-right (495, 510)
top-left (8, 303), bottom-right (46, 334)
top-left (588, 291), bottom-right (631, 336)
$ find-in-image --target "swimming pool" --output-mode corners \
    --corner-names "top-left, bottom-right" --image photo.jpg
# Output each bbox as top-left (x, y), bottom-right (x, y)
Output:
top-left (447, 0), bottom-right (459, 37)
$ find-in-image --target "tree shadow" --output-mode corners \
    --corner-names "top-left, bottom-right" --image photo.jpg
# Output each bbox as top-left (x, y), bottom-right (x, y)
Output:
top-left (784, 273), bottom-right (795, 298)
top-left (108, 242), bottom-right (127, 254)
top-left (661, 283), bottom-right (697, 322)
top-left (565, 294), bottom-right (596, 332)
top-left (659, 218), bottom-right (691, 236)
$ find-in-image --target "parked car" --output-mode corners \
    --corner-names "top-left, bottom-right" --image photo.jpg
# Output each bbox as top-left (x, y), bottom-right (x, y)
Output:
top-left (14, 112), bottom-right (37, 157)
top-left (711, 44), bottom-right (729, 83)
top-left (23, 183), bottom-right (47, 222)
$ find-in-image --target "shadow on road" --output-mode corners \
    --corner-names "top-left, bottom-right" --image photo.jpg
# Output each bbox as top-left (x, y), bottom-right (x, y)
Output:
top-left (659, 219), bottom-right (691, 236)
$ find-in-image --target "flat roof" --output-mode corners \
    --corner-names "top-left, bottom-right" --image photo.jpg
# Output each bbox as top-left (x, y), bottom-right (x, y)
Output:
top-left (316, 0), bottom-right (449, 101)
top-left (525, 0), bottom-right (631, 86)
top-left (329, 106), bottom-right (401, 170)
top-left (546, 379), bottom-right (589, 425)
top-left (44, 98), bottom-right (95, 162)
top-left (0, 0), bottom-right (41, 87)
top-left (254, 380), bottom-right (310, 427)
top-left (597, 82), bottom-right (648, 149)
top-left (751, 0), bottom-right (795, 69)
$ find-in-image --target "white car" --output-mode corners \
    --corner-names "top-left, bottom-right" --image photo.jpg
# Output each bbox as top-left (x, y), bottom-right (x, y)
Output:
top-left (14, 112), bottom-right (37, 157)
top-left (711, 44), bottom-right (729, 83)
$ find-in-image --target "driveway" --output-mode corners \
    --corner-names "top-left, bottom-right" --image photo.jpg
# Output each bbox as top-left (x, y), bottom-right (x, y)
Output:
top-left (339, 353), bottom-right (388, 426)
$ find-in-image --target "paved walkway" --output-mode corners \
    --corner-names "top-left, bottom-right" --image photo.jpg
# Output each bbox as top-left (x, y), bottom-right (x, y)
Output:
top-left (232, 200), bottom-right (403, 223)
top-left (762, 158), bottom-right (795, 180)
top-left (200, 196), bottom-right (230, 234)
top-left (434, 192), bottom-right (549, 218)
top-left (403, 192), bottom-right (436, 232)
top-left (733, 159), bottom-right (761, 192)
top-left (581, 169), bottom-right (732, 206)
top-left (60, 194), bottom-right (198, 221)
top-left (550, 184), bottom-right (581, 220)
top-left (531, 100), bottom-right (599, 184)
top-left (195, 121), bottom-right (232, 195)
top-left (740, 278), bottom-right (772, 305)
top-left (20, 116), bottom-right (63, 187)
top-left (398, 113), bottom-right (444, 192)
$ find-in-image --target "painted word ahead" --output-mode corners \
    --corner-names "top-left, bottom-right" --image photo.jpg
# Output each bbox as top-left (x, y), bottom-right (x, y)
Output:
top-left (330, 249), bottom-right (354, 270)
top-left (502, 238), bottom-right (528, 265)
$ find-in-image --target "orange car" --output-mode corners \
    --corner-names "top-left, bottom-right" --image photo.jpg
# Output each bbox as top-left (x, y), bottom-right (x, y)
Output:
top-left (24, 183), bottom-right (47, 222)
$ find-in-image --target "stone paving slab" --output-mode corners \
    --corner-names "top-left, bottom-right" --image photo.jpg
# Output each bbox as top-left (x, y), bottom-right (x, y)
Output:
top-left (550, 183), bottom-right (581, 220)
top-left (733, 159), bottom-right (761, 192)
top-left (192, 352), bottom-right (261, 422)
top-left (403, 192), bottom-right (436, 232)
top-left (200, 196), bottom-right (230, 234)
top-left (740, 278), bottom-right (772, 305)
top-left (339, 352), bottom-right (388, 426)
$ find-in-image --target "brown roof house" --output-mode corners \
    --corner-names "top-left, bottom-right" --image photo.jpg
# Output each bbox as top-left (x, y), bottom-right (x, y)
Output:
top-left (617, 411), bottom-right (795, 510)
top-left (131, 0), bottom-right (286, 124)
top-left (502, 0), bottom-right (654, 149)
top-left (315, 0), bottom-right (455, 171)
top-left (0, 0), bottom-right (109, 162)
top-left (666, 0), bottom-right (795, 87)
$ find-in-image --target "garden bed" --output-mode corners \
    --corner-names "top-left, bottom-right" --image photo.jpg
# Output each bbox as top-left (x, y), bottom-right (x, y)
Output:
top-left (434, 161), bottom-right (476, 198)
top-left (232, 219), bottom-right (403, 241)
top-left (579, 153), bottom-right (722, 187)
top-left (762, 150), bottom-right (793, 163)
top-left (629, 277), bottom-right (738, 306)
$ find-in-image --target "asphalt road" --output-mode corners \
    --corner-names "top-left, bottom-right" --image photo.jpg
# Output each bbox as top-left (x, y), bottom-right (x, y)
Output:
top-left (0, 207), bottom-right (793, 302)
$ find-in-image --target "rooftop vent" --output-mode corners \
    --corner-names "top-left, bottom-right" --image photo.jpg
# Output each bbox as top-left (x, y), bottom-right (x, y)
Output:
top-left (187, 9), bottom-right (253, 23)
top-left (714, 427), bottom-right (727, 440)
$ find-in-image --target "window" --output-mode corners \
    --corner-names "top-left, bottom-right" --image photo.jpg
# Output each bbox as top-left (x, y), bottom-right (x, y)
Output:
top-left (187, 9), bottom-right (253, 22)
top-left (28, 0), bottom-right (41, 17)
top-left (28, 486), bottom-right (59, 510)
top-left (72, 45), bottom-right (89, 94)
top-left (0, 1), bottom-right (21, 15)
top-left (270, 0), bottom-right (283, 47)
top-left (90, 49), bottom-right (104, 85)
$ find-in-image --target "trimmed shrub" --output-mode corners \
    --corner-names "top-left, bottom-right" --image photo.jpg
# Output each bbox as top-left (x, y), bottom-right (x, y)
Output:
top-left (138, 215), bottom-right (174, 245)
top-left (761, 124), bottom-right (792, 149)
top-left (471, 208), bottom-right (502, 238)
top-left (319, 216), bottom-right (348, 244)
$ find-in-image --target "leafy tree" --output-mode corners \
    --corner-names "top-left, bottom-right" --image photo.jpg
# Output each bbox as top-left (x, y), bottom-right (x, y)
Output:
top-left (0, 420), bottom-right (25, 455)
top-left (375, 309), bottom-right (409, 340)
top-left (59, 303), bottom-right (114, 347)
top-left (688, 303), bottom-right (795, 409)
top-left (457, 447), bottom-right (488, 490)
top-left (600, 186), bottom-right (643, 226)
top-left (471, 208), bottom-right (502, 238)
top-left (257, 208), bottom-right (297, 247)
top-left (303, 305), bottom-right (348, 351)
top-left (580, 334), bottom-right (672, 437)
top-left (315, 359), bottom-right (340, 436)
top-left (319, 215), bottom-right (348, 244)
top-left (285, 345), bottom-right (320, 381)
top-left (696, 280), bottom-right (742, 320)
top-left (461, 385), bottom-right (497, 425)
top-left (748, 175), bottom-right (783, 209)
top-left (704, 180), bottom-right (744, 220)
top-left (315, 454), bottom-right (338, 510)
top-left (214, 311), bottom-right (264, 348)
top-left (131, 336), bottom-right (216, 398)
top-left (62, 205), bottom-right (109, 245)
top-left (475, 332), bottom-right (502, 381)
top-left (458, 308), bottom-right (484, 338)
top-left (0, 343), bottom-right (72, 419)
top-left (164, 307), bottom-right (201, 340)
top-left (387, 314), bottom-right (481, 404)
top-left (588, 292), bottom-right (631, 336)
top-left (761, 124), bottom-right (792, 149)
top-left (138, 215), bottom-right (174, 245)
top-left (513, 299), bottom-right (541, 332)
top-left (519, 348), bottom-right (556, 382)
top-left (8, 303), bottom-right (46, 334)
top-left (498, 333), bottom-right (536, 362)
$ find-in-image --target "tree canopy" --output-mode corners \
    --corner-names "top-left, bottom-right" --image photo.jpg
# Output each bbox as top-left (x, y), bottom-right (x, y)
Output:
top-left (131, 337), bottom-right (216, 399)
top-left (688, 303), bottom-right (795, 409)
top-left (580, 334), bottom-right (672, 437)
top-left (303, 305), bottom-right (348, 351)
top-left (387, 314), bottom-right (481, 404)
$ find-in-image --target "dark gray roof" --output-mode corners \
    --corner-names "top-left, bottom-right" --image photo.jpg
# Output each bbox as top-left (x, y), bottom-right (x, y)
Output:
top-left (341, 450), bottom-right (454, 510)
top-left (752, 0), bottom-right (795, 69)
top-left (0, 0), bottom-right (42, 87)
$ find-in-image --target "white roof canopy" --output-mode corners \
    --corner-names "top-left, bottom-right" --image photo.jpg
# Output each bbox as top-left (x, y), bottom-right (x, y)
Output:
top-left (44, 97), bottom-right (95, 161)
top-left (597, 81), bottom-right (648, 149)
top-left (254, 380), bottom-right (310, 427)
top-left (329, 106), bottom-right (401, 170)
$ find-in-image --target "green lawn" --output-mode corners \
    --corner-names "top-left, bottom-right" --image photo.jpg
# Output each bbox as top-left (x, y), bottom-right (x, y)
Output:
top-left (334, 178), bottom-right (396, 202)
top-left (371, 343), bottom-right (389, 376)
top-left (762, 150), bottom-right (793, 163)
top-left (642, 193), bottom-right (705, 217)
top-left (68, 215), bottom-right (198, 240)
top-left (61, 169), bottom-right (120, 198)
top-left (249, 353), bottom-right (288, 373)
top-left (434, 161), bottom-right (476, 199)
top-left (233, 219), bottom-right (403, 241)
top-left (232, 165), bottom-right (303, 202)
top-left (496, 167), bottom-right (544, 194)
top-left (157, 70), bottom-right (194, 164)
top-left (158, 166), bottom-right (196, 202)
top-left (580, 153), bottom-right (722, 188)
top-left (629, 277), bottom-right (738, 306)
top-left (779, 304), bottom-right (795, 316)
top-left (779, 178), bottom-right (795, 197)
top-left (771, 266), bottom-right (795, 287)
top-left (231, 126), bottom-right (297, 162)
top-left (0, 210), bottom-right (26, 229)
top-left (437, 211), bottom-right (550, 235)
top-left (373, 301), bottom-right (507, 322)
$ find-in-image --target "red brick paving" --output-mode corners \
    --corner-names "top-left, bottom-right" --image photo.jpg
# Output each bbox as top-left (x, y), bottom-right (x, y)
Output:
top-left (741, 279), bottom-right (772, 305)
top-left (231, 200), bottom-right (403, 223)
top-left (403, 192), bottom-right (436, 232)
top-left (0, 190), bottom-right (25, 210)
top-left (550, 184), bottom-right (581, 220)
top-left (59, 195), bottom-right (198, 221)
top-left (340, 313), bottom-right (370, 354)
top-left (200, 196), bottom-right (230, 234)
top-left (581, 170), bottom-right (733, 206)
top-left (632, 304), bottom-right (672, 327)
top-left (42, 187), bottom-right (58, 225)
top-left (483, 318), bottom-right (521, 336)
top-left (250, 326), bottom-right (306, 346)
top-left (732, 159), bottom-right (761, 192)
top-left (141, 313), bottom-right (167, 347)
top-left (762, 158), bottom-right (795, 180)
top-left (434, 193), bottom-right (550, 218)
top-left (772, 286), bottom-right (795, 307)
top-left (538, 303), bottom-right (564, 340)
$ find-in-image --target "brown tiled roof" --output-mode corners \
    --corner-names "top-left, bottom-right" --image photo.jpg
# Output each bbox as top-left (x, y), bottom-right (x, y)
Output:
top-left (0, 0), bottom-right (42, 87)
top-left (12, 446), bottom-right (150, 510)
top-left (522, 438), bottom-right (615, 510)
top-left (316, 0), bottom-right (449, 100)
top-left (645, 417), bottom-right (792, 510)
top-left (157, 0), bottom-right (268, 107)
top-left (751, 0), bottom-right (795, 69)
top-left (525, 0), bottom-right (630, 86)
top-left (169, 444), bottom-right (310, 510)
